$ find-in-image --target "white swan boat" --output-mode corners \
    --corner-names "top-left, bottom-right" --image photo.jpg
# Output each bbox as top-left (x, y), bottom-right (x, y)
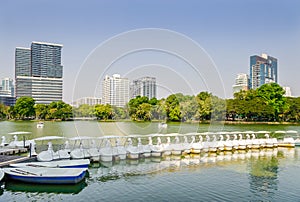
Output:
top-left (35, 136), bottom-right (66, 161)
top-left (224, 135), bottom-right (233, 151)
top-left (162, 137), bottom-right (172, 156)
top-left (190, 135), bottom-right (203, 154)
top-left (113, 138), bottom-right (127, 160)
top-left (126, 138), bottom-right (140, 159)
top-left (99, 139), bottom-right (114, 162)
top-left (171, 136), bottom-right (183, 155)
top-left (275, 131), bottom-right (296, 147)
top-left (139, 137), bottom-right (151, 158)
top-left (150, 136), bottom-right (163, 157)
top-left (7, 131), bottom-right (33, 148)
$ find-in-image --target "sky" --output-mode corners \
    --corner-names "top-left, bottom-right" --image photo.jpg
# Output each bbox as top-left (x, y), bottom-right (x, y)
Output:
top-left (1, 0), bottom-right (300, 103)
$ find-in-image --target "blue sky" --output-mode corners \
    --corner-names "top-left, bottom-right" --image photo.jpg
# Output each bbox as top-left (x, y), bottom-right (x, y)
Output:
top-left (1, 0), bottom-right (300, 102)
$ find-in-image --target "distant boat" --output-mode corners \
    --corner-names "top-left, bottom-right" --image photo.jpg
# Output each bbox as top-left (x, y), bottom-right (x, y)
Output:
top-left (158, 123), bottom-right (167, 129)
top-left (9, 159), bottom-right (90, 169)
top-left (3, 167), bottom-right (87, 184)
top-left (37, 122), bottom-right (44, 128)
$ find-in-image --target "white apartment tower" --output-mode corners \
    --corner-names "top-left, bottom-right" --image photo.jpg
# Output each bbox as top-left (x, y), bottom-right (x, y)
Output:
top-left (130, 77), bottom-right (156, 99)
top-left (102, 74), bottom-right (129, 107)
top-left (232, 73), bottom-right (249, 94)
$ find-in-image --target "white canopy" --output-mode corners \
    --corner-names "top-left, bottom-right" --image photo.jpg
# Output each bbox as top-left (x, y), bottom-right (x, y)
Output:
top-left (69, 136), bottom-right (94, 141)
top-left (8, 131), bottom-right (31, 135)
top-left (34, 136), bottom-right (65, 141)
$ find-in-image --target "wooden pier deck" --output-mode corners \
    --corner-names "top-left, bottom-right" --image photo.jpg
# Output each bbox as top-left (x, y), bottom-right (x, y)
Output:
top-left (0, 147), bottom-right (28, 155)
top-left (0, 147), bottom-right (31, 167)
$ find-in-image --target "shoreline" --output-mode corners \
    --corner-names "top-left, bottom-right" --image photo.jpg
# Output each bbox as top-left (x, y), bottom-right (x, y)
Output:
top-left (1, 119), bottom-right (300, 125)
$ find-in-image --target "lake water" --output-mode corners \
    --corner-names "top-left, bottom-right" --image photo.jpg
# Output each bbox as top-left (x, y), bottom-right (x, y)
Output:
top-left (0, 121), bottom-right (300, 201)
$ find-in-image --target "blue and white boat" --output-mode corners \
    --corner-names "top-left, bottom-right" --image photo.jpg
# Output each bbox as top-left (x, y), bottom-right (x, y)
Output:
top-left (3, 167), bottom-right (87, 184)
top-left (9, 159), bottom-right (90, 169)
top-left (0, 169), bottom-right (4, 181)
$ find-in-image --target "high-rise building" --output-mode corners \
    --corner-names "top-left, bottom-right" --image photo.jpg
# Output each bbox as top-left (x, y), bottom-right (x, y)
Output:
top-left (102, 74), bottom-right (129, 107)
top-left (72, 97), bottom-right (102, 107)
top-left (250, 53), bottom-right (277, 89)
top-left (16, 76), bottom-right (63, 104)
top-left (1, 78), bottom-right (14, 97)
top-left (130, 77), bottom-right (156, 99)
top-left (15, 47), bottom-right (31, 77)
top-left (0, 78), bottom-right (16, 106)
top-left (232, 73), bottom-right (249, 94)
top-left (15, 41), bottom-right (63, 104)
top-left (31, 41), bottom-right (63, 78)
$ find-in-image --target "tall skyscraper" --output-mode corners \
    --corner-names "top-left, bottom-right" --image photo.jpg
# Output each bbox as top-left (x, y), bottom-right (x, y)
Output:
top-left (15, 41), bottom-right (63, 104)
top-left (15, 47), bottom-right (31, 76)
top-left (232, 73), bottom-right (249, 94)
top-left (250, 53), bottom-right (277, 89)
top-left (102, 74), bottom-right (129, 107)
top-left (31, 41), bottom-right (63, 78)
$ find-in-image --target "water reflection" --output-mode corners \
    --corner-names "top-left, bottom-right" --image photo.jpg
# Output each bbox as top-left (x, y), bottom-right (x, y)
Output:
top-left (248, 147), bottom-right (297, 201)
top-left (5, 179), bottom-right (87, 194)
top-left (88, 148), bottom-right (291, 184)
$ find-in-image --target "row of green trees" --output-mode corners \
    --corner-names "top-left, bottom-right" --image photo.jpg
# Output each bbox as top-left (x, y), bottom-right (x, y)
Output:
top-left (1, 83), bottom-right (300, 122)
top-left (0, 97), bottom-right (73, 120)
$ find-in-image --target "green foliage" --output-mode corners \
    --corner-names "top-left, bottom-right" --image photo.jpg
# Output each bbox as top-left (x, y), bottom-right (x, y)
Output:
top-left (112, 106), bottom-right (128, 119)
top-left (133, 103), bottom-right (152, 121)
top-left (227, 83), bottom-right (289, 122)
top-left (0, 104), bottom-right (8, 119)
top-left (3, 82), bottom-right (299, 123)
top-left (257, 83), bottom-right (286, 120)
top-left (165, 94), bottom-right (181, 121)
top-left (35, 104), bottom-right (49, 120)
top-left (195, 92), bottom-right (212, 120)
top-left (283, 97), bottom-right (300, 122)
top-left (128, 96), bottom-right (149, 117)
top-left (73, 104), bottom-right (95, 117)
top-left (94, 104), bottom-right (113, 120)
top-left (47, 101), bottom-right (73, 120)
top-left (14, 97), bottom-right (35, 119)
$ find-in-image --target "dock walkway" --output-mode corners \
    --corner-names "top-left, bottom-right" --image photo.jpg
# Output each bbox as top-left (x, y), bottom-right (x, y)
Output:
top-left (0, 147), bottom-right (30, 167)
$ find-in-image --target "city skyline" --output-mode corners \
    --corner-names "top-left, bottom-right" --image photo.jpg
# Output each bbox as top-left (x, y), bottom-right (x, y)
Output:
top-left (1, 1), bottom-right (300, 102)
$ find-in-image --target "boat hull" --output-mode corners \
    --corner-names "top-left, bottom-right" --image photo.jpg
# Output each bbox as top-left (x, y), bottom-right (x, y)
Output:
top-left (6, 172), bottom-right (86, 184)
top-left (127, 153), bottom-right (139, 160)
top-left (3, 168), bottom-right (87, 184)
top-left (100, 155), bottom-right (113, 162)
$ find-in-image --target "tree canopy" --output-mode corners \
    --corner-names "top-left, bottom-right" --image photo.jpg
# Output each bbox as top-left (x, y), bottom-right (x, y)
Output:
top-left (1, 83), bottom-right (299, 122)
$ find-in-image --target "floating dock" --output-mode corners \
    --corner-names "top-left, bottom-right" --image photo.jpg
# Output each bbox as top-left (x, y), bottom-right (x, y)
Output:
top-left (0, 147), bottom-right (30, 167)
